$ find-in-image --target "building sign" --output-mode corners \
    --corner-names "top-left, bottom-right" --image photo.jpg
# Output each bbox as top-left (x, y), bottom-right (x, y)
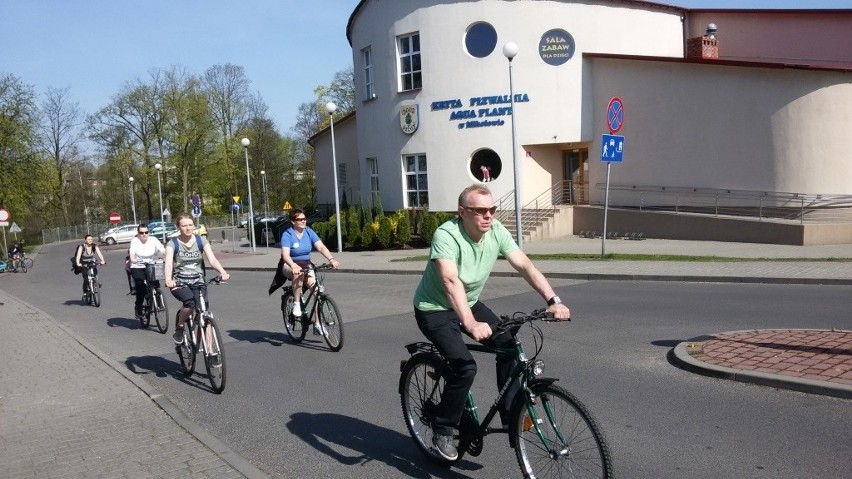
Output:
top-left (400, 104), bottom-right (419, 134)
top-left (539, 29), bottom-right (575, 66)
top-left (430, 93), bottom-right (530, 130)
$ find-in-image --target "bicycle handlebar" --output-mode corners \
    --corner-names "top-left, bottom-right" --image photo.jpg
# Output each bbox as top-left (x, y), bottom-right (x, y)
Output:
top-left (495, 308), bottom-right (567, 333)
top-left (206, 276), bottom-right (228, 285)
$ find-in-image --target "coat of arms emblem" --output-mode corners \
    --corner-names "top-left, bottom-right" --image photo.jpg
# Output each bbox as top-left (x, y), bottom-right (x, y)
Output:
top-left (400, 105), bottom-right (419, 134)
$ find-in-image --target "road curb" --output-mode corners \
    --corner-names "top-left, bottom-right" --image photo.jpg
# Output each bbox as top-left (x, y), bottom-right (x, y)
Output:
top-left (223, 266), bottom-right (852, 286)
top-left (671, 338), bottom-right (852, 400)
top-left (5, 293), bottom-right (271, 479)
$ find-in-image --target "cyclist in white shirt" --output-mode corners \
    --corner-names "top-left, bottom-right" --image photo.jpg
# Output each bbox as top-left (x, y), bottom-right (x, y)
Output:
top-left (128, 223), bottom-right (166, 319)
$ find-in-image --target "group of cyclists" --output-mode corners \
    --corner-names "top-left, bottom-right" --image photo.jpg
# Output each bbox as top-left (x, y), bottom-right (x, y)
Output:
top-left (65, 184), bottom-right (572, 471)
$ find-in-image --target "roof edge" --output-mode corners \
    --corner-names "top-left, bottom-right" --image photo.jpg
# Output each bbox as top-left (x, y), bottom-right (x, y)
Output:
top-left (584, 52), bottom-right (852, 73)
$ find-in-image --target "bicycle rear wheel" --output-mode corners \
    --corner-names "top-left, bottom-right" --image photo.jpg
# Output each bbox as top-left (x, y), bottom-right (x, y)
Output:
top-left (282, 292), bottom-right (307, 343)
top-left (176, 314), bottom-right (196, 376)
top-left (513, 384), bottom-right (613, 479)
top-left (318, 296), bottom-right (344, 351)
top-left (203, 316), bottom-right (226, 394)
top-left (399, 352), bottom-right (463, 466)
top-left (153, 289), bottom-right (169, 334)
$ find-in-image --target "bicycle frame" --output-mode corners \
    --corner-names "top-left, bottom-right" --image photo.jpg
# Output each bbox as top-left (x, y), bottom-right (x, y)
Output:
top-left (295, 266), bottom-right (328, 317)
top-left (405, 330), bottom-right (562, 450)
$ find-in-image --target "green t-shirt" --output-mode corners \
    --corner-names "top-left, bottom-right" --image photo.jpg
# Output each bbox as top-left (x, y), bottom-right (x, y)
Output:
top-left (413, 217), bottom-right (518, 312)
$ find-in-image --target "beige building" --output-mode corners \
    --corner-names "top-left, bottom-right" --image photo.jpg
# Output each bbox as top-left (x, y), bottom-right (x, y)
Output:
top-left (311, 1), bottom-right (852, 244)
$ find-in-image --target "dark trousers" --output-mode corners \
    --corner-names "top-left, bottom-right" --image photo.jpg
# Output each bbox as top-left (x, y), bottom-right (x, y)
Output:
top-left (131, 268), bottom-right (149, 315)
top-left (415, 301), bottom-right (516, 436)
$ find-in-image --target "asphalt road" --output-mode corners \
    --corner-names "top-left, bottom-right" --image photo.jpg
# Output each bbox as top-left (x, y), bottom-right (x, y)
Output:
top-left (3, 244), bottom-right (851, 478)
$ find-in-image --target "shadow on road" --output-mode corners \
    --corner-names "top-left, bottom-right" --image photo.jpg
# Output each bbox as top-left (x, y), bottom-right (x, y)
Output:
top-left (124, 354), bottom-right (218, 393)
top-left (286, 412), bottom-right (482, 478)
top-left (228, 329), bottom-right (330, 351)
top-left (107, 316), bottom-right (146, 330)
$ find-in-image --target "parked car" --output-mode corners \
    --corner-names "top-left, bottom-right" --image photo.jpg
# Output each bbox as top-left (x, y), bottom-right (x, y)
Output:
top-left (148, 222), bottom-right (178, 239)
top-left (98, 224), bottom-right (139, 245)
top-left (167, 223), bottom-right (208, 239)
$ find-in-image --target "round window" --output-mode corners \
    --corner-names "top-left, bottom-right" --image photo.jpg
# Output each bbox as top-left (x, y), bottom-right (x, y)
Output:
top-left (465, 22), bottom-right (497, 58)
top-left (469, 149), bottom-right (502, 183)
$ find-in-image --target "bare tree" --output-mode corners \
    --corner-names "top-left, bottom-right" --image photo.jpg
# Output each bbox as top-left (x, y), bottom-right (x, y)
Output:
top-left (39, 86), bottom-right (84, 226)
top-left (203, 64), bottom-right (251, 197)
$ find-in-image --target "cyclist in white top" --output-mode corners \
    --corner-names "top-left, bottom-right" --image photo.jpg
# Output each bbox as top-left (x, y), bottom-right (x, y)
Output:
top-left (128, 223), bottom-right (166, 319)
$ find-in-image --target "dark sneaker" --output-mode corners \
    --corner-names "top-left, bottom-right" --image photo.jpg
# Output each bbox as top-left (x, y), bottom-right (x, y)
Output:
top-left (173, 328), bottom-right (185, 344)
top-left (432, 433), bottom-right (458, 461)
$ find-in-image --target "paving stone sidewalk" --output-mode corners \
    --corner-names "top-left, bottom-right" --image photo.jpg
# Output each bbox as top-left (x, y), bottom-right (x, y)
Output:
top-left (0, 291), bottom-right (260, 479)
top-left (673, 329), bottom-right (852, 399)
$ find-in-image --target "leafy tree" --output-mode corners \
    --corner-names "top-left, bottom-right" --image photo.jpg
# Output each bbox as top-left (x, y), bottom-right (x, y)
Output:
top-left (0, 73), bottom-right (39, 221)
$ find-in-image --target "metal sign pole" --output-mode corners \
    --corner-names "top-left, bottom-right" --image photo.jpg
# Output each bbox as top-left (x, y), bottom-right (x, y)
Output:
top-left (601, 162), bottom-right (612, 258)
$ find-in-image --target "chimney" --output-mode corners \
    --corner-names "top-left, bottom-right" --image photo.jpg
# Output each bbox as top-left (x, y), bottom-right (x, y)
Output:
top-left (686, 23), bottom-right (718, 60)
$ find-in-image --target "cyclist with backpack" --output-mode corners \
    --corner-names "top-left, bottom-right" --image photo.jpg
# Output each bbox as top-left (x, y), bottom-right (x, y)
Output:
top-left (75, 235), bottom-right (106, 294)
top-left (164, 213), bottom-right (230, 344)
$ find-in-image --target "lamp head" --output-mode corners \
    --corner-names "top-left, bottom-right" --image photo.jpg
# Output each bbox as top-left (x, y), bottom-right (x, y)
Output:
top-left (260, 170), bottom-right (265, 175)
top-left (503, 42), bottom-right (518, 60)
top-left (241, 137), bottom-right (250, 147)
top-left (325, 102), bottom-right (337, 115)
top-left (128, 176), bottom-right (134, 182)
top-left (154, 163), bottom-right (162, 171)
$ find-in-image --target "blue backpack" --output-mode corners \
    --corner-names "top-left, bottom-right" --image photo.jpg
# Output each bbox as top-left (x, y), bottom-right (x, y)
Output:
top-left (171, 235), bottom-right (206, 277)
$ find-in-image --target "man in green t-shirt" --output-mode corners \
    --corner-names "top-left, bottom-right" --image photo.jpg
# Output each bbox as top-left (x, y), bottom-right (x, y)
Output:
top-left (413, 184), bottom-right (571, 461)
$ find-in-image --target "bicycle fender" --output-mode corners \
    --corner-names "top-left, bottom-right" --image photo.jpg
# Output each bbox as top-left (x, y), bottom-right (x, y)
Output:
top-left (507, 377), bottom-right (560, 449)
top-left (398, 352), bottom-right (443, 395)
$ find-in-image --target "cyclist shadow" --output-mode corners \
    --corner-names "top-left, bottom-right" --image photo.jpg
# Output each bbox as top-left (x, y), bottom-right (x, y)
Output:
top-left (63, 299), bottom-right (91, 306)
top-left (107, 316), bottom-right (147, 330)
top-left (124, 355), bottom-right (219, 393)
top-left (228, 329), bottom-right (329, 351)
top-left (286, 412), bottom-right (482, 478)
top-left (227, 329), bottom-right (288, 346)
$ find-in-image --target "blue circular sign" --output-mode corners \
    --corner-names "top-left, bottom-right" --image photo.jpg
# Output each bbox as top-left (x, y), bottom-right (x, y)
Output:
top-left (539, 29), bottom-right (575, 66)
top-left (607, 97), bottom-right (624, 134)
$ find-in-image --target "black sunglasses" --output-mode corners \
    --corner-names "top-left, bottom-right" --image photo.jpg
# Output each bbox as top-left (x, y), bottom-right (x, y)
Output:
top-left (462, 205), bottom-right (497, 216)
top-left (139, 231), bottom-right (149, 234)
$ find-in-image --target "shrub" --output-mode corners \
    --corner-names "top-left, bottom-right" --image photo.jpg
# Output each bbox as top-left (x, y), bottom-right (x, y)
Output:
top-left (396, 211), bottom-right (412, 245)
top-left (346, 204), bottom-right (361, 247)
top-left (371, 192), bottom-right (384, 219)
top-left (377, 216), bottom-right (393, 248)
top-left (360, 222), bottom-right (375, 248)
top-left (420, 213), bottom-right (439, 245)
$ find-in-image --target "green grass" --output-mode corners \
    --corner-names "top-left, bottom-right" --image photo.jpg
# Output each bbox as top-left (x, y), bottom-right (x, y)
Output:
top-left (390, 253), bottom-right (851, 263)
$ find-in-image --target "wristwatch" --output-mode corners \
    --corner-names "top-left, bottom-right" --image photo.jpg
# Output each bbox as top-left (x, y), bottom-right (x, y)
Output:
top-left (547, 295), bottom-right (562, 306)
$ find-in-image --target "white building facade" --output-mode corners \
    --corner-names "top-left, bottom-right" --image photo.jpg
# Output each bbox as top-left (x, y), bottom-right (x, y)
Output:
top-left (313, 0), bottom-right (852, 223)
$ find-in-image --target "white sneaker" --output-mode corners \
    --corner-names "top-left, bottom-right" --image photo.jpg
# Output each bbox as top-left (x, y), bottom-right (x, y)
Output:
top-left (292, 303), bottom-right (302, 317)
top-left (313, 322), bottom-right (326, 336)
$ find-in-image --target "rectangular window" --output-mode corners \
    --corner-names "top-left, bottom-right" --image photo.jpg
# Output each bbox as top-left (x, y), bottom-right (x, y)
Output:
top-left (367, 157), bottom-right (379, 197)
top-left (363, 47), bottom-right (374, 100)
top-left (403, 154), bottom-right (428, 207)
top-left (397, 33), bottom-right (422, 91)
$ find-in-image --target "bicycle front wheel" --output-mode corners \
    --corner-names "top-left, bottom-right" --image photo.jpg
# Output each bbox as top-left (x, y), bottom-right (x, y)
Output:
top-left (318, 296), bottom-right (344, 352)
top-left (153, 289), bottom-right (169, 334)
top-left (399, 352), bottom-right (463, 466)
top-left (22, 257), bottom-right (33, 269)
top-left (203, 316), bottom-right (226, 394)
top-left (282, 292), bottom-right (307, 343)
top-left (91, 281), bottom-right (101, 308)
top-left (513, 384), bottom-right (613, 479)
top-left (19, 260), bottom-right (27, 273)
top-left (176, 314), bottom-right (196, 376)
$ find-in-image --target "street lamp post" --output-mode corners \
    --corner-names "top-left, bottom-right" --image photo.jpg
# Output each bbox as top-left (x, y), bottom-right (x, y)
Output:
top-left (503, 42), bottom-right (523, 248)
top-left (241, 137), bottom-right (256, 253)
top-left (154, 163), bottom-right (165, 243)
top-left (325, 102), bottom-right (343, 254)
top-left (128, 176), bottom-right (137, 225)
top-left (260, 169), bottom-right (269, 252)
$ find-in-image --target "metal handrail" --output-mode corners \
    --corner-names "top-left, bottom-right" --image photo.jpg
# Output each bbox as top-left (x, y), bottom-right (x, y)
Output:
top-left (593, 184), bottom-right (852, 224)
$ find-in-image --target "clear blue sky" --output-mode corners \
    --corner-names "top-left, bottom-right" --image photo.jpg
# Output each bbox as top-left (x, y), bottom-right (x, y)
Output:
top-left (2, 0), bottom-right (850, 141)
